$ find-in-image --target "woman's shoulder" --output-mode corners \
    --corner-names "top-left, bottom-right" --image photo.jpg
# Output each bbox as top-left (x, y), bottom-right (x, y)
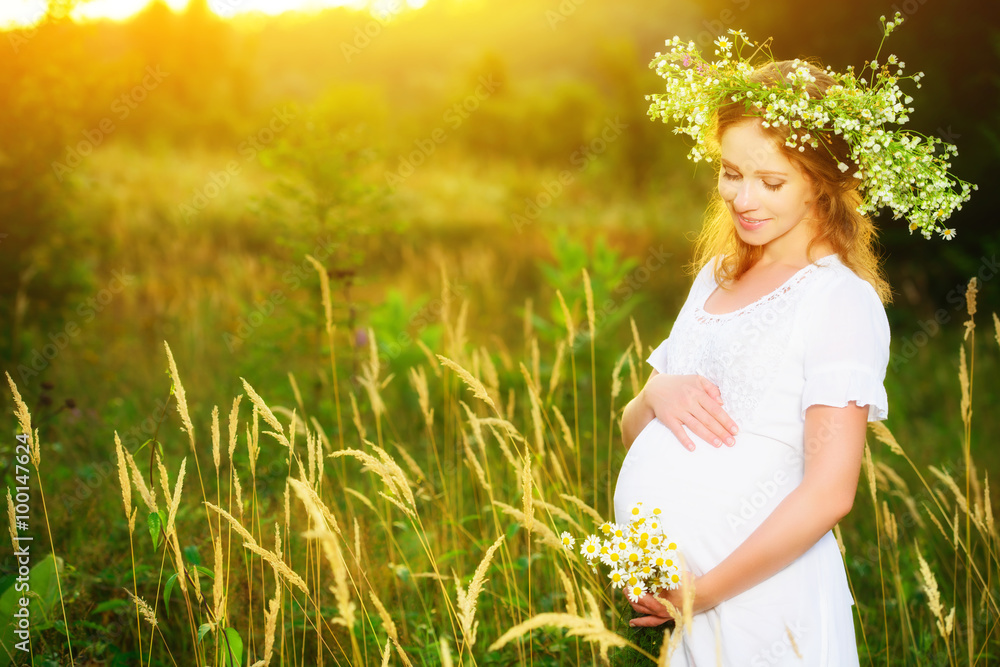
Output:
top-left (811, 254), bottom-right (883, 304)
top-left (805, 255), bottom-right (889, 331)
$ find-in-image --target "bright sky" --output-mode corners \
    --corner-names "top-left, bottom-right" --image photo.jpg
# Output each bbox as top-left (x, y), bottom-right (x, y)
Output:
top-left (0, 0), bottom-right (427, 27)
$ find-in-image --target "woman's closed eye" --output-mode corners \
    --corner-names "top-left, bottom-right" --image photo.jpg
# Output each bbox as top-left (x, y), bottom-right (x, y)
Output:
top-left (721, 170), bottom-right (784, 192)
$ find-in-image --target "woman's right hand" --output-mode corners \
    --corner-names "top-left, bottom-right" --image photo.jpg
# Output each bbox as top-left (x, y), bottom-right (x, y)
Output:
top-left (642, 372), bottom-right (739, 452)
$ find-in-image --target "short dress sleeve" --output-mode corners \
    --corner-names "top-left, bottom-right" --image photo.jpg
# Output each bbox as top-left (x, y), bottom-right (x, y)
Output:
top-left (801, 272), bottom-right (891, 422)
top-left (646, 256), bottom-right (721, 374)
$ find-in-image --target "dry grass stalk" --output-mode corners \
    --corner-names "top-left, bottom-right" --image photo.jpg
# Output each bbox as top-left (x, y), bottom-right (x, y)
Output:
top-left (211, 405), bottom-right (221, 473)
top-left (124, 588), bottom-right (158, 628)
top-left (630, 317), bottom-right (643, 368)
top-left (548, 449), bottom-right (568, 488)
top-left (547, 340), bottom-right (565, 399)
top-left (611, 345), bottom-right (630, 401)
top-left (535, 499), bottom-right (584, 535)
top-left (408, 366), bottom-right (434, 428)
top-left (125, 448), bottom-right (159, 513)
top-left (922, 502), bottom-right (950, 542)
top-left (627, 354), bottom-right (640, 401)
top-left (380, 639), bottom-right (392, 667)
top-left (368, 589), bottom-right (399, 642)
top-left (993, 312), bottom-right (1000, 348)
top-left (305, 254), bottom-right (333, 333)
top-left (168, 534), bottom-right (188, 594)
top-left (349, 392), bottom-right (366, 442)
top-left (437, 354), bottom-right (497, 411)
top-left (986, 472), bottom-right (996, 539)
top-left (493, 501), bottom-right (561, 550)
top-left (7, 489), bottom-right (18, 544)
top-left (5, 372), bottom-right (37, 465)
top-left (288, 407), bottom-right (298, 466)
top-left (531, 336), bottom-right (540, 392)
top-left (165, 457), bottom-right (187, 535)
top-left (556, 289), bottom-right (576, 344)
top-left (155, 452), bottom-right (172, 516)
top-left (493, 588), bottom-right (630, 664)
top-left (455, 534), bottom-right (505, 649)
top-left (331, 442), bottom-right (416, 512)
top-left (344, 487), bottom-right (377, 513)
top-left (479, 345), bottom-right (500, 397)
top-left (416, 338), bottom-right (442, 377)
top-left (882, 500), bottom-right (899, 544)
top-left (353, 518), bottom-right (362, 563)
top-left (558, 493), bottom-right (605, 527)
top-left (583, 268), bottom-right (596, 336)
top-left (114, 433), bottom-right (133, 529)
top-left (163, 341), bottom-right (196, 451)
top-left (393, 442), bottom-right (428, 487)
top-left (521, 453), bottom-right (534, 533)
top-left (460, 432), bottom-right (491, 493)
top-left (310, 416), bottom-right (331, 456)
top-left (239, 378), bottom-right (290, 448)
top-left (875, 461), bottom-right (909, 494)
top-left (212, 532), bottom-right (225, 622)
top-left (440, 637), bottom-right (454, 667)
top-left (519, 362), bottom-right (545, 455)
top-left (833, 524), bottom-right (846, 556)
top-left (552, 406), bottom-right (575, 453)
top-left (863, 444), bottom-right (877, 506)
top-left (243, 541), bottom-right (308, 594)
top-left (959, 345), bottom-right (971, 431)
top-left (249, 592), bottom-right (281, 667)
top-left (916, 550), bottom-right (950, 639)
top-left (205, 501), bottom-right (257, 547)
top-left (869, 421), bottom-right (904, 456)
top-left (487, 424), bottom-right (522, 478)
top-left (929, 466), bottom-right (970, 516)
top-left (233, 466), bottom-right (244, 518)
top-left (556, 567), bottom-right (577, 616)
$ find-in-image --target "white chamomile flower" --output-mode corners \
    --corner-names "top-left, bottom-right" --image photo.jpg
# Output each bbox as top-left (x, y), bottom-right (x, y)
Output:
top-left (602, 549), bottom-right (623, 567)
top-left (627, 581), bottom-right (648, 604)
top-left (941, 228), bottom-right (956, 240)
top-left (608, 568), bottom-right (626, 589)
top-left (580, 535), bottom-right (601, 560)
top-left (560, 532), bottom-right (575, 551)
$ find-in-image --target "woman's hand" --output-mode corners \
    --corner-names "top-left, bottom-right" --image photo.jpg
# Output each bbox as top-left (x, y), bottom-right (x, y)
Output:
top-left (643, 373), bottom-right (739, 451)
top-left (627, 571), bottom-right (706, 627)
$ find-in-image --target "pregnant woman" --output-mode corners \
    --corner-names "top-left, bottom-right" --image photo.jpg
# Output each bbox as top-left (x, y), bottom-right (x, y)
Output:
top-left (614, 21), bottom-right (973, 666)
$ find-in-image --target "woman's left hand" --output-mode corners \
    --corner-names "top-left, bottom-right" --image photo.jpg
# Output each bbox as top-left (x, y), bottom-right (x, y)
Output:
top-left (627, 573), bottom-right (696, 627)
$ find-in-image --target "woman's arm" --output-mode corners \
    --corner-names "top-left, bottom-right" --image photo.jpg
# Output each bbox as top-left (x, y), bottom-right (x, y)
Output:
top-left (629, 400), bottom-right (869, 625)
top-left (620, 370), bottom-right (659, 451)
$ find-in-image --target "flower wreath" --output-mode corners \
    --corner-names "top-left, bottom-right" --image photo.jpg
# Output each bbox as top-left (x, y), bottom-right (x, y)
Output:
top-left (645, 14), bottom-right (977, 240)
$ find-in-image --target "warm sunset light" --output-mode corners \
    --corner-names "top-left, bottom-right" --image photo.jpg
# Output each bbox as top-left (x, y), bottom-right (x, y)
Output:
top-left (0, 0), bottom-right (425, 27)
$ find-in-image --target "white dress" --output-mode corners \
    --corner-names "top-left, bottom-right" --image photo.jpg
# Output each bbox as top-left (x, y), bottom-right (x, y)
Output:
top-left (613, 253), bottom-right (890, 666)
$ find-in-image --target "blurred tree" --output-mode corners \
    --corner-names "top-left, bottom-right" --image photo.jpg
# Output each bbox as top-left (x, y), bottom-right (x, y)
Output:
top-left (0, 9), bottom-right (107, 376)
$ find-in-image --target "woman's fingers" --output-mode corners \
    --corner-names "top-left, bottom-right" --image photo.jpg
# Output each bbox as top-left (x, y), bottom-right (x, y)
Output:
top-left (629, 613), bottom-right (673, 628)
top-left (664, 418), bottom-right (696, 452)
top-left (697, 401), bottom-right (739, 446)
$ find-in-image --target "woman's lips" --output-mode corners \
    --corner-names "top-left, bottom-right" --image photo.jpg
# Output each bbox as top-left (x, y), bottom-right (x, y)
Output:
top-left (738, 213), bottom-right (768, 231)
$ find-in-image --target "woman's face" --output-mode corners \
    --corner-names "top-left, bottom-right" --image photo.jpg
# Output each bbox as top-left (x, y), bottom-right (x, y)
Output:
top-left (717, 119), bottom-right (820, 262)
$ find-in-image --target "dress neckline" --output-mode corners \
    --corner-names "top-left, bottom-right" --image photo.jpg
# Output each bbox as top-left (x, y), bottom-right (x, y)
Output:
top-left (697, 253), bottom-right (839, 319)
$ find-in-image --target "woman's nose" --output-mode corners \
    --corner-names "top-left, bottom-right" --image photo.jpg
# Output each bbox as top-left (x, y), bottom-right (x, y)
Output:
top-left (733, 181), bottom-right (756, 212)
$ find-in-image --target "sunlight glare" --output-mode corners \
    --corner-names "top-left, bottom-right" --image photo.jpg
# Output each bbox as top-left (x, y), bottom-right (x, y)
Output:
top-left (1, 0), bottom-right (424, 27)
top-left (0, 0), bottom-right (46, 29)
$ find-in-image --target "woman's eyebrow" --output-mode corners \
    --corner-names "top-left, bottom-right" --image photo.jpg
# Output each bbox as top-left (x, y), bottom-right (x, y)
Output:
top-left (720, 159), bottom-right (788, 177)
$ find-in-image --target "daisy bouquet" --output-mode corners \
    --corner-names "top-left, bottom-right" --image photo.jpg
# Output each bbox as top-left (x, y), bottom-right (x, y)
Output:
top-left (561, 502), bottom-right (682, 604)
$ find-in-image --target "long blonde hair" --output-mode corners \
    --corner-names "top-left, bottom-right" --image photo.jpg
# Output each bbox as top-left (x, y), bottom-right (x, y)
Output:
top-left (688, 60), bottom-right (892, 304)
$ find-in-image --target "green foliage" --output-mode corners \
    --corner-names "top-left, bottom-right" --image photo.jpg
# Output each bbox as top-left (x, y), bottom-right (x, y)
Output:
top-left (0, 555), bottom-right (64, 666)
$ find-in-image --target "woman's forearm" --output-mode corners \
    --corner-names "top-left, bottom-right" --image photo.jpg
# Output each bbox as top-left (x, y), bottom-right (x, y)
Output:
top-left (694, 483), bottom-right (849, 610)
top-left (620, 389), bottom-right (655, 450)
